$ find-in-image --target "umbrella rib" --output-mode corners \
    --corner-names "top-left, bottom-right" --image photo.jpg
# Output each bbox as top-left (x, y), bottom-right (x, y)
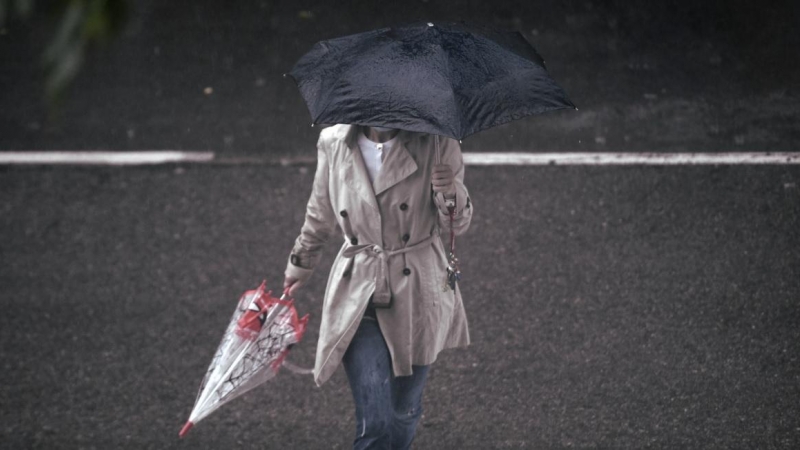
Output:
top-left (192, 303), bottom-right (290, 422)
top-left (423, 34), bottom-right (464, 139)
top-left (438, 44), bottom-right (464, 139)
top-left (192, 342), bottom-right (254, 421)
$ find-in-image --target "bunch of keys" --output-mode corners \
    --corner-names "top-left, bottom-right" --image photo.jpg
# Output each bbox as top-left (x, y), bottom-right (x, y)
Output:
top-left (443, 252), bottom-right (462, 291)
top-left (442, 198), bottom-right (462, 291)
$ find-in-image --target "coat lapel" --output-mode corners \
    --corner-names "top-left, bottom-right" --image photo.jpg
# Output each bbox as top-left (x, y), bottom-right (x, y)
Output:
top-left (340, 126), bottom-right (380, 211)
top-left (373, 131), bottom-right (418, 196)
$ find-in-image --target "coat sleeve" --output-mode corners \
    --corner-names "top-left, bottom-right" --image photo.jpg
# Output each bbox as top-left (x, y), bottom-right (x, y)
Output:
top-left (285, 134), bottom-right (337, 283)
top-left (432, 137), bottom-right (473, 236)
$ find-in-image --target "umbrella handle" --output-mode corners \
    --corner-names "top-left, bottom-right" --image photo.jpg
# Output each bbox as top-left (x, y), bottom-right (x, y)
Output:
top-left (282, 359), bottom-right (314, 375)
top-left (434, 134), bottom-right (441, 165)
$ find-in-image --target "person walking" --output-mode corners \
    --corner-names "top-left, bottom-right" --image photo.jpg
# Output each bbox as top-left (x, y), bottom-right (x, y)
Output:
top-left (283, 124), bottom-right (473, 449)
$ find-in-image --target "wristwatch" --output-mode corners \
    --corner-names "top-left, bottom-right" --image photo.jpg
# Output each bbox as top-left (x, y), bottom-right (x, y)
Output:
top-left (290, 254), bottom-right (302, 267)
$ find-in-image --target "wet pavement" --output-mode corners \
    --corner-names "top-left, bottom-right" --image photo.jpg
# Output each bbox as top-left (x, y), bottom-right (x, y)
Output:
top-left (1, 164), bottom-right (798, 449)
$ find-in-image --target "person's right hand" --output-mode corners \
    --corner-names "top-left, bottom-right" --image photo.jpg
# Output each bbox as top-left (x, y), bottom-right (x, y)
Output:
top-left (283, 276), bottom-right (303, 298)
top-left (432, 164), bottom-right (456, 198)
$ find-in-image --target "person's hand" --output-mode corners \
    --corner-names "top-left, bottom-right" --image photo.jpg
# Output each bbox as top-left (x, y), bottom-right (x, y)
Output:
top-left (283, 276), bottom-right (303, 297)
top-left (432, 164), bottom-right (456, 197)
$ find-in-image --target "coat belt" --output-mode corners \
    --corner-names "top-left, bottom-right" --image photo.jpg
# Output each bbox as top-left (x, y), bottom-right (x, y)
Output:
top-left (342, 234), bottom-right (437, 306)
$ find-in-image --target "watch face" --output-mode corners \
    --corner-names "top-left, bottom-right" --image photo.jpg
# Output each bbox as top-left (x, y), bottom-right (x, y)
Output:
top-left (291, 254), bottom-right (300, 266)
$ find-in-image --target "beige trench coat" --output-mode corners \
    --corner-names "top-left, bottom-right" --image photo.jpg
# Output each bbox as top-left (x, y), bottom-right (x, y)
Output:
top-left (285, 124), bottom-right (473, 386)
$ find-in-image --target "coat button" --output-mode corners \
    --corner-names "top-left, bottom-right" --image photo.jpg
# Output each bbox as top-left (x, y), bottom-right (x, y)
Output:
top-left (350, 237), bottom-right (359, 245)
top-left (340, 210), bottom-right (348, 218)
top-left (343, 270), bottom-right (351, 278)
top-left (403, 268), bottom-right (411, 276)
top-left (399, 203), bottom-right (408, 211)
top-left (402, 233), bottom-right (410, 242)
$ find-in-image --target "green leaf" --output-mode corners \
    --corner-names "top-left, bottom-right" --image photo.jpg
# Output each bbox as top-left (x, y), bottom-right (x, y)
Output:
top-left (42, 2), bottom-right (84, 66)
top-left (44, 38), bottom-right (85, 101)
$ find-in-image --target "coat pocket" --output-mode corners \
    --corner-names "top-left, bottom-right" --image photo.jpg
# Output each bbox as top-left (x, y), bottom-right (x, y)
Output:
top-left (421, 242), bottom-right (450, 308)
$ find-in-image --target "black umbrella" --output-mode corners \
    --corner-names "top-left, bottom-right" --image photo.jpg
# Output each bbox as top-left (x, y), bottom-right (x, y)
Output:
top-left (288, 21), bottom-right (576, 140)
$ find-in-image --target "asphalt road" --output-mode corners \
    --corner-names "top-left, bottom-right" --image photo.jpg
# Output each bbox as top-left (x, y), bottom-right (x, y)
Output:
top-left (2, 1), bottom-right (800, 155)
top-left (1, 163), bottom-right (798, 449)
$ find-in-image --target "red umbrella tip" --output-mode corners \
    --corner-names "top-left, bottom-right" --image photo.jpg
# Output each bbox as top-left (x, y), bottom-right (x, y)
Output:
top-left (179, 421), bottom-right (194, 438)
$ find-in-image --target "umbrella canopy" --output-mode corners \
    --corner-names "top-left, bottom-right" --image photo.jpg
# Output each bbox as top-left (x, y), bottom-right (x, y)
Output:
top-left (288, 21), bottom-right (575, 140)
top-left (179, 281), bottom-right (309, 438)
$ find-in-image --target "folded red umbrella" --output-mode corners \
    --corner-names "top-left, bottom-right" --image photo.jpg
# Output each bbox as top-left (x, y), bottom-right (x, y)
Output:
top-left (179, 281), bottom-right (310, 437)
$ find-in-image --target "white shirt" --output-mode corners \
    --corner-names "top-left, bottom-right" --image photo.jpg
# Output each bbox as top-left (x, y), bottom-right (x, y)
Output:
top-left (358, 131), bottom-right (398, 185)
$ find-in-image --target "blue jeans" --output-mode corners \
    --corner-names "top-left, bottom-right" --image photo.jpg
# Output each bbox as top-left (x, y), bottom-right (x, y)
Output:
top-left (342, 316), bottom-right (430, 450)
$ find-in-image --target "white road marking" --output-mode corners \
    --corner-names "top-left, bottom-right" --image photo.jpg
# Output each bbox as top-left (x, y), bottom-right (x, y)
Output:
top-left (461, 152), bottom-right (800, 165)
top-left (0, 151), bottom-right (215, 165)
top-left (2, 151), bottom-right (800, 166)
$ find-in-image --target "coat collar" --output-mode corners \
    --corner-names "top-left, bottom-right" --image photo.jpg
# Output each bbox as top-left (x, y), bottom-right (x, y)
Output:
top-left (343, 126), bottom-right (419, 198)
top-left (341, 126), bottom-right (380, 211)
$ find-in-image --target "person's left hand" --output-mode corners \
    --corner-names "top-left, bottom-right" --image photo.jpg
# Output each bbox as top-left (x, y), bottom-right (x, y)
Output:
top-left (432, 164), bottom-right (456, 197)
